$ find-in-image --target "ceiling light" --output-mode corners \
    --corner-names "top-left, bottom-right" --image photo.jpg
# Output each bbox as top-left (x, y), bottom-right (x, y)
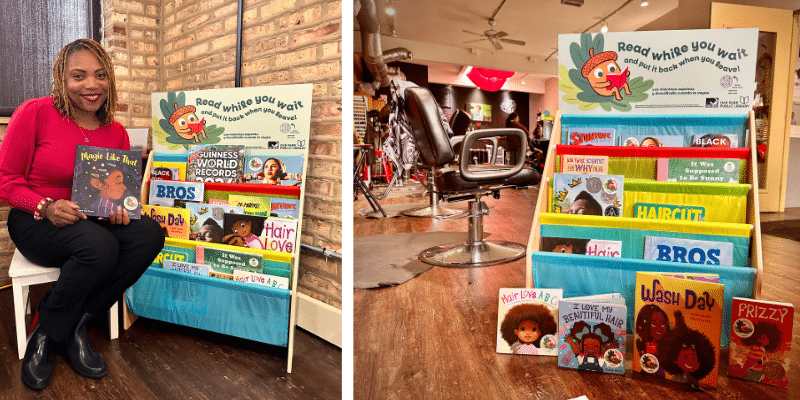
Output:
top-left (385, 1), bottom-right (395, 15)
top-left (601, 21), bottom-right (608, 33)
top-left (641, 0), bottom-right (649, 6)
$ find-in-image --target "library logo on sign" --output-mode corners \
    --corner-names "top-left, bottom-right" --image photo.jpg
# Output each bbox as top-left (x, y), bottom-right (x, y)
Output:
top-left (268, 141), bottom-right (279, 149)
top-left (705, 98), bottom-right (719, 108)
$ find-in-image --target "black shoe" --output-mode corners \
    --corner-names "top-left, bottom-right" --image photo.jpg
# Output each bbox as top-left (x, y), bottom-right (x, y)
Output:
top-left (21, 319), bottom-right (54, 390)
top-left (62, 313), bottom-right (107, 379)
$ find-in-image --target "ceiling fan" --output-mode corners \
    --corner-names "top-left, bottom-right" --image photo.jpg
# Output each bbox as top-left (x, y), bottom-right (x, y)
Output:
top-left (463, 19), bottom-right (526, 51)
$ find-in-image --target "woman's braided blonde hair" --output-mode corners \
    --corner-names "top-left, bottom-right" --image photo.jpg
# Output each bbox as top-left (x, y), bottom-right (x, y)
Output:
top-left (51, 38), bottom-right (117, 125)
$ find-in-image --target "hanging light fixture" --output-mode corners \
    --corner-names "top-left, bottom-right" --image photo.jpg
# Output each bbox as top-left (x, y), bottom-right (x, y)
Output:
top-left (640, 0), bottom-right (649, 6)
top-left (385, 0), bottom-right (396, 15)
top-left (466, 67), bottom-right (515, 92)
top-left (600, 21), bottom-right (609, 33)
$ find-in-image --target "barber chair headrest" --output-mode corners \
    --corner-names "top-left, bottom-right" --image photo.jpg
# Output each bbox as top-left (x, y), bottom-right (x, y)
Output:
top-left (403, 87), bottom-right (455, 168)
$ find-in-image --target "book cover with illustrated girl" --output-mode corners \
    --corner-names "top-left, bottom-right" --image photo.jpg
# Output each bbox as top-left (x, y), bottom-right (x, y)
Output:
top-left (71, 145), bottom-right (142, 219)
top-left (222, 212), bottom-right (266, 250)
top-left (496, 288), bottom-right (561, 356)
top-left (243, 155), bottom-right (303, 186)
top-left (552, 173), bottom-right (623, 217)
top-left (557, 294), bottom-right (627, 375)
top-left (728, 297), bottom-right (793, 388)
top-left (633, 272), bottom-right (724, 389)
top-left (185, 203), bottom-right (244, 244)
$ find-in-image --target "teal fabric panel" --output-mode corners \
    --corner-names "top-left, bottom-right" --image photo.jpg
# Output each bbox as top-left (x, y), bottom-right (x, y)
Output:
top-left (152, 153), bottom-right (188, 163)
top-left (126, 267), bottom-right (291, 347)
top-left (540, 223), bottom-right (750, 268)
top-left (531, 251), bottom-right (755, 346)
top-left (560, 114), bottom-right (748, 146)
top-left (263, 258), bottom-right (291, 279)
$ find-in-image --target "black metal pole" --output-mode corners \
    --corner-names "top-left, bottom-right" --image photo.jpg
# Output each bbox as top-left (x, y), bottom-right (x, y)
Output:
top-left (235, 0), bottom-right (244, 87)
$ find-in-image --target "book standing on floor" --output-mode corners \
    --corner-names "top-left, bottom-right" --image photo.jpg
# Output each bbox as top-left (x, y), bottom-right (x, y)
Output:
top-left (557, 294), bottom-right (627, 374)
top-left (496, 288), bottom-right (562, 356)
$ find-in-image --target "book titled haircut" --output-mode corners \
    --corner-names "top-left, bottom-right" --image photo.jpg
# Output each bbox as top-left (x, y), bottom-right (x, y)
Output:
top-left (558, 294), bottom-right (627, 375)
top-left (71, 145), bottom-right (143, 219)
top-left (496, 288), bottom-right (561, 356)
top-left (728, 298), bottom-right (793, 388)
top-left (633, 272), bottom-right (724, 388)
top-left (635, 203), bottom-right (705, 222)
top-left (186, 144), bottom-right (244, 183)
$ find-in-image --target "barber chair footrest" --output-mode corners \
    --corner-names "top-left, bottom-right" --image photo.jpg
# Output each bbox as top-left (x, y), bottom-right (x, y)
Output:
top-left (418, 240), bottom-right (526, 268)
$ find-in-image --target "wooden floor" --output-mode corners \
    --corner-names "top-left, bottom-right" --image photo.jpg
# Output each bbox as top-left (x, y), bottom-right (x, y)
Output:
top-left (353, 181), bottom-right (800, 400)
top-left (0, 287), bottom-right (341, 399)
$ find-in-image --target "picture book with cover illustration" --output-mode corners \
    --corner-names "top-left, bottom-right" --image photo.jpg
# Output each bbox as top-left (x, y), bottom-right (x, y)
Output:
top-left (233, 270), bottom-right (289, 289)
top-left (243, 155), bottom-right (303, 186)
top-left (222, 212), bottom-right (267, 249)
top-left (186, 144), bottom-right (245, 183)
top-left (656, 158), bottom-right (740, 183)
top-left (71, 145), bottom-right (142, 219)
top-left (270, 198), bottom-right (300, 219)
top-left (148, 180), bottom-right (204, 207)
top-left (162, 259), bottom-right (210, 276)
top-left (541, 237), bottom-right (621, 258)
top-left (186, 203), bottom-right (244, 244)
top-left (150, 166), bottom-right (180, 181)
top-left (559, 155), bottom-right (609, 174)
top-left (195, 245), bottom-right (263, 280)
top-left (228, 194), bottom-right (271, 217)
top-left (496, 288), bottom-right (561, 356)
top-left (567, 128), bottom-right (615, 146)
top-left (151, 160), bottom-right (186, 180)
top-left (620, 134), bottom-right (684, 147)
top-left (262, 218), bottom-right (297, 254)
top-left (151, 245), bottom-right (196, 268)
top-left (557, 294), bottom-right (627, 375)
top-left (141, 205), bottom-right (190, 239)
top-left (633, 272), bottom-right (724, 388)
top-left (643, 236), bottom-right (734, 266)
top-left (552, 173), bottom-right (623, 217)
top-left (691, 134), bottom-right (739, 148)
top-left (728, 297), bottom-right (794, 388)
top-left (635, 203), bottom-right (705, 222)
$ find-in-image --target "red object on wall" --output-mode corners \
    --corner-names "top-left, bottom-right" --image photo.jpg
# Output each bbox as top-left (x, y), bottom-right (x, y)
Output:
top-left (466, 67), bottom-right (515, 92)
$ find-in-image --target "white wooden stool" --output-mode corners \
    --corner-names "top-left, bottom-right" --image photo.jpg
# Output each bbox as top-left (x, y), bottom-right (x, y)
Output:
top-left (8, 248), bottom-right (119, 359)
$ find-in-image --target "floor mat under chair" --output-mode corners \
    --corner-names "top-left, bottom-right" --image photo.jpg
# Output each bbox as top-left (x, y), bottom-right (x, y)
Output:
top-left (354, 231), bottom-right (486, 289)
top-left (356, 202), bottom-right (430, 218)
top-left (760, 220), bottom-right (800, 242)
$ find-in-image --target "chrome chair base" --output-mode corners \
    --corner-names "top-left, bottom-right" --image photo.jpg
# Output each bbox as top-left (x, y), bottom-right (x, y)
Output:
top-left (418, 240), bottom-right (526, 268)
top-left (400, 204), bottom-right (461, 218)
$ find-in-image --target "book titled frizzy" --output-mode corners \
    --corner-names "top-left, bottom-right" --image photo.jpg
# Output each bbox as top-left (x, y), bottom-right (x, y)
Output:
top-left (728, 298), bottom-right (793, 388)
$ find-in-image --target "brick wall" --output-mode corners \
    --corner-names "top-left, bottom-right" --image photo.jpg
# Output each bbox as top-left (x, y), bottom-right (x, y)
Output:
top-left (0, 0), bottom-right (343, 308)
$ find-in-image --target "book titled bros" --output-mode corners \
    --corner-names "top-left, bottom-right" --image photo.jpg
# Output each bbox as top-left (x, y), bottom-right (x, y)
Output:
top-left (496, 288), bottom-right (561, 356)
top-left (71, 145), bottom-right (142, 219)
top-left (552, 173), bottom-right (623, 217)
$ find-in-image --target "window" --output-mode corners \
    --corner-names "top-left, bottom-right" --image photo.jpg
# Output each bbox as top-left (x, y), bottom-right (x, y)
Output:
top-left (0, 0), bottom-right (101, 117)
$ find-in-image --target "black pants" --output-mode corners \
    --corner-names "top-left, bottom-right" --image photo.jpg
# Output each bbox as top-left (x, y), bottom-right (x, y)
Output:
top-left (7, 209), bottom-right (165, 344)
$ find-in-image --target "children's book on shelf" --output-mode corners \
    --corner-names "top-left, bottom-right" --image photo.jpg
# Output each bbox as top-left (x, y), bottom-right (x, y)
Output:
top-left (496, 288), bottom-right (561, 356)
top-left (243, 155), bottom-right (304, 186)
top-left (728, 297), bottom-right (794, 388)
top-left (262, 218), bottom-right (297, 254)
top-left (186, 203), bottom-right (244, 244)
top-left (141, 205), bottom-right (190, 239)
top-left (151, 160), bottom-right (186, 180)
top-left (228, 194), bottom-right (271, 217)
top-left (552, 173), bottom-right (623, 217)
top-left (71, 145), bottom-right (143, 219)
top-left (633, 272), bottom-right (724, 388)
top-left (270, 198), bottom-right (300, 219)
top-left (557, 294), bottom-right (627, 375)
top-left (195, 245), bottom-right (263, 280)
top-left (643, 236), bottom-right (734, 266)
top-left (691, 134), bottom-right (739, 148)
top-left (559, 155), bottom-right (609, 174)
top-left (222, 213), bottom-right (267, 249)
top-left (567, 127), bottom-right (615, 146)
top-left (233, 270), bottom-right (289, 289)
top-left (620, 134), bottom-right (684, 147)
top-left (541, 237), bottom-right (621, 258)
top-left (148, 180), bottom-right (205, 207)
top-left (656, 158), bottom-right (740, 183)
top-left (150, 166), bottom-right (180, 180)
top-left (634, 203), bottom-right (705, 222)
top-left (152, 245), bottom-right (196, 268)
top-left (162, 259), bottom-right (210, 276)
top-left (655, 273), bottom-right (719, 283)
top-left (186, 144), bottom-right (245, 183)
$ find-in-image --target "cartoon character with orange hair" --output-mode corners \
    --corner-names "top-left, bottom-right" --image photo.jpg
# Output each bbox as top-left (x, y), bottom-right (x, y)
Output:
top-left (582, 48), bottom-right (631, 101)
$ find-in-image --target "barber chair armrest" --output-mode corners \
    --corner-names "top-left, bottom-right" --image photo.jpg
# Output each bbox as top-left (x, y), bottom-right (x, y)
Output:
top-left (459, 128), bottom-right (526, 182)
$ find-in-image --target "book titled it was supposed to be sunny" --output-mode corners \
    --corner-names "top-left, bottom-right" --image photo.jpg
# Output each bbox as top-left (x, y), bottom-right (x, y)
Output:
top-left (633, 272), bottom-right (724, 388)
top-left (496, 288), bottom-right (561, 356)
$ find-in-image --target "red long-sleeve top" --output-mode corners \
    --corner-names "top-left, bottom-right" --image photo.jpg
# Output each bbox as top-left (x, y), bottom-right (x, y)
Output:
top-left (0, 97), bottom-right (129, 215)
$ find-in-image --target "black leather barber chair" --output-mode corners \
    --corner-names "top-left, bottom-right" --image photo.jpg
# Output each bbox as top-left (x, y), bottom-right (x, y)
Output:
top-left (403, 87), bottom-right (541, 267)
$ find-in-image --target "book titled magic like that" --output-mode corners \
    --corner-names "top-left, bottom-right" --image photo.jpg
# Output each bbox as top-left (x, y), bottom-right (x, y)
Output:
top-left (71, 145), bottom-right (143, 219)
